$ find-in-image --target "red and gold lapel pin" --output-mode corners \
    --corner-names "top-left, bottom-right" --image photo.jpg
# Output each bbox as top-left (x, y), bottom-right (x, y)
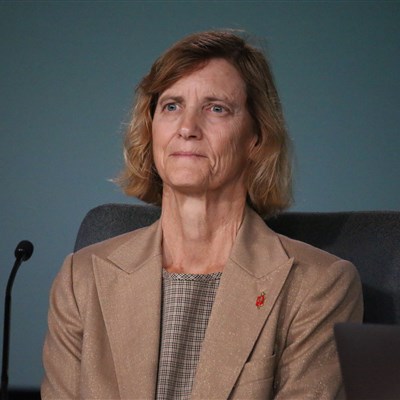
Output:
top-left (256, 291), bottom-right (266, 309)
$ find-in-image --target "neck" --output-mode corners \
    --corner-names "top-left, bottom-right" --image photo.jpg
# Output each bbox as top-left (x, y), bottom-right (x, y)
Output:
top-left (160, 187), bottom-right (247, 274)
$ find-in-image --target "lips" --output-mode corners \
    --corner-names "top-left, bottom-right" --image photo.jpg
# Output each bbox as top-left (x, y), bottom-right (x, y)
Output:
top-left (170, 151), bottom-right (206, 158)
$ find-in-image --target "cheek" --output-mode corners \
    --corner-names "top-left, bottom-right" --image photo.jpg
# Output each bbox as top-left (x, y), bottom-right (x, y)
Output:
top-left (152, 117), bottom-right (169, 147)
top-left (221, 123), bottom-right (253, 161)
top-left (151, 127), bottom-right (165, 170)
top-left (209, 131), bottom-right (249, 176)
top-left (152, 116), bottom-right (176, 149)
top-left (151, 124), bottom-right (178, 180)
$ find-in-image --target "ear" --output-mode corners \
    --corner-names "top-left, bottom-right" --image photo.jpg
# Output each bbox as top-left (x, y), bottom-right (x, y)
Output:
top-left (252, 131), bottom-right (260, 147)
top-left (247, 131), bottom-right (260, 160)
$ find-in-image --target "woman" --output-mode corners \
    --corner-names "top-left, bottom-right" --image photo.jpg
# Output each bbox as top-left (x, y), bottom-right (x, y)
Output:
top-left (42, 31), bottom-right (363, 399)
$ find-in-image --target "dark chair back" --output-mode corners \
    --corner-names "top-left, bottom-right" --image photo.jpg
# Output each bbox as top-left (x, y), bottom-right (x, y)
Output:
top-left (75, 204), bottom-right (400, 325)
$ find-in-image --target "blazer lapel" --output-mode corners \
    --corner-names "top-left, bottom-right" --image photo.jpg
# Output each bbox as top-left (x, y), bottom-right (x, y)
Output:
top-left (191, 208), bottom-right (294, 399)
top-left (92, 220), bottom-right (163, 400)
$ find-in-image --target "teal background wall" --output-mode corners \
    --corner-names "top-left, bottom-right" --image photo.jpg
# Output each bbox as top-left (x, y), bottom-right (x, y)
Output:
top-left (1, 1), bottom-right (399, 388)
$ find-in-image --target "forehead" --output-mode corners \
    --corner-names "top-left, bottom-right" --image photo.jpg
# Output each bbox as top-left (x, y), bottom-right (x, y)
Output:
top-left (160, 58), bottom-right (247, 101)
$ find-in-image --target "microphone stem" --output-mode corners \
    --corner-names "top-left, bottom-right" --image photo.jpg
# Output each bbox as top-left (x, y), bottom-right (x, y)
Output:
top-left (1, 257), bottom-right (23, 400)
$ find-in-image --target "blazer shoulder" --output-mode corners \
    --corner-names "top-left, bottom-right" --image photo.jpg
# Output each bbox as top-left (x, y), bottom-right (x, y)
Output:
top-left (275, 233), bottom-right (361, 295)
top-left (274, 233), bottom-right (362, 322)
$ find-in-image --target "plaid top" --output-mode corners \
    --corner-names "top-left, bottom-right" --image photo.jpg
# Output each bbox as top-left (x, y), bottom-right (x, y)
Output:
top-left (156, 269), bottom-right (222, 400)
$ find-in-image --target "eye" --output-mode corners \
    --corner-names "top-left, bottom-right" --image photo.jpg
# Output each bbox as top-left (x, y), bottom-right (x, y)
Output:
top-left (210, 104), bottom-right (226, 113)
top-left (163, 103), bottom-right (178, 112)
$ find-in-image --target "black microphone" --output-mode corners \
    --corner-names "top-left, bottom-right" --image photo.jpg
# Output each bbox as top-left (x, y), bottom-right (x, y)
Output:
top-left (1, 241), bottom-right (34, 400)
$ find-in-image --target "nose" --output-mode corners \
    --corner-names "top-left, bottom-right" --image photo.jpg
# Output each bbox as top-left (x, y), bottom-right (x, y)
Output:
top-left (178, 108), bottom-right (202, 140)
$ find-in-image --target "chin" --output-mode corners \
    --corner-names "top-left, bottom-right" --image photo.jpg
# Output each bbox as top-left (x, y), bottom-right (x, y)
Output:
top-left (165, 175), bottom-right (208, 193)
top-left (165, 169), bottom-right (208, 185)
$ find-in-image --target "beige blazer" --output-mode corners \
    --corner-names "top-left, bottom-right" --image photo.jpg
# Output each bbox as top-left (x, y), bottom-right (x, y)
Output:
top-left (42, 208), bottom-right (363, 399)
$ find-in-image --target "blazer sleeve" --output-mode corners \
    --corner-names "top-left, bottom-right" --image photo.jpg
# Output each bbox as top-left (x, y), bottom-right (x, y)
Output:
top-left (273, 259), bottom-right (363, 399)
top-left (41, 254), bottom-right (82, 399)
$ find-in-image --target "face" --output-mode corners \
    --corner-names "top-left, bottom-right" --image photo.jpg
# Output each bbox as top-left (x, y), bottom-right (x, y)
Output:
top-left (152, 58), bottom-right (256, 197)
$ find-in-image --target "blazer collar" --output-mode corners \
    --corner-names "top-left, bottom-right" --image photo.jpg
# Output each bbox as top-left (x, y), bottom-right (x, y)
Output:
top-left (107, 217), bottom-right (163, 274)
top-left (230, 206), bottom-right (292, 278)
top-left (105, 206), bottom-right (289, 277)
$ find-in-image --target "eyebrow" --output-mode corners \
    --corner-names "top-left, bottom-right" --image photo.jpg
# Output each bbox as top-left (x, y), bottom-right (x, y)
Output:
top-left (157, 95), bottom-right (184, 105)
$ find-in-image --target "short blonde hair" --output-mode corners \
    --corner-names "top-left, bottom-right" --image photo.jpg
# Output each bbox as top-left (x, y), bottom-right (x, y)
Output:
top-left (117, 30), bottom-right (292, 217)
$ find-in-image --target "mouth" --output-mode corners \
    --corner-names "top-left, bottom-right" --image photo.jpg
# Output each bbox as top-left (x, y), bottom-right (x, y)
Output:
top-left (170, 152), bottom-right (206, 158)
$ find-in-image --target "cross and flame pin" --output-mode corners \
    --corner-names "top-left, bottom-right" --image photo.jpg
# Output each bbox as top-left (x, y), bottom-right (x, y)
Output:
top-left (256, 291), bottom-right (266, 309)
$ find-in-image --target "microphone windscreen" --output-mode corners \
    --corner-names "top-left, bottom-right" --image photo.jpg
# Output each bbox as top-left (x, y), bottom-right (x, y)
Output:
top-left (14, 240), bottom-right (34, 261)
